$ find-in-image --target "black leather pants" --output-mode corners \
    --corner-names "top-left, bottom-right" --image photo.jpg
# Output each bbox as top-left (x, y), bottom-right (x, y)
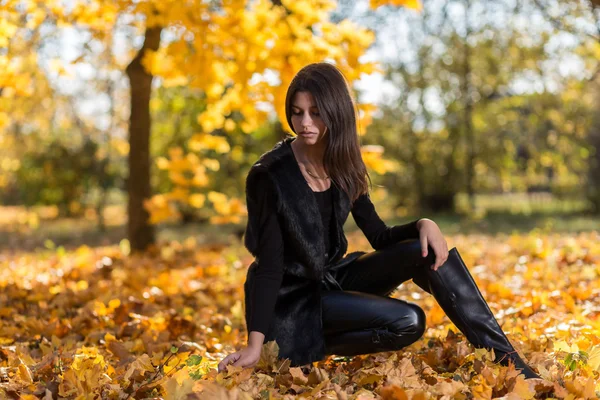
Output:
top-left (321, 239), bottom-right (435, 356)
top-left (321, 239), bottom-right (541, 379)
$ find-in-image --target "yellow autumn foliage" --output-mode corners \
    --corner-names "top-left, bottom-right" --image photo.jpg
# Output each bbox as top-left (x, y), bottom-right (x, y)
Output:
top-left (3, 0), bottom-right (424, 226)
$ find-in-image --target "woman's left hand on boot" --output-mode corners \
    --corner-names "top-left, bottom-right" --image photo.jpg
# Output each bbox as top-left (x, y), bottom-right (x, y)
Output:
top-left (416, 218), bottom-right (448, 271)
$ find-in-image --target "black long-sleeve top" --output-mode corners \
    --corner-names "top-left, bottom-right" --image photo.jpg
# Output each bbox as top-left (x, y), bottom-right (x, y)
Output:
top-left (247, 173), bottom-right (421, 335)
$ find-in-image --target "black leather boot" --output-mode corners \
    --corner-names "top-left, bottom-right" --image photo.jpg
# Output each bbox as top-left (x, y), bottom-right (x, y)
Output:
top-left (415, 247), bottom-right (541, 379)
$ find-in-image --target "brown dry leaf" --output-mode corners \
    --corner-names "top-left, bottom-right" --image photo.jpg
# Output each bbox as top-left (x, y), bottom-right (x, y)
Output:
top-left (431, 379), bottom-right (467, 398)
top-left (308, 367), bottom-right (329, 385)
top-left (386, 357), bottom-right (423, 390)
top-left (380, 384), bottom-right (409, 400)
top-left (123, 353), bottom-right (155, 382)
top-left (406, 390), bottom-right (428, 400)
top-left (333, 382), bottom-right (348, 400)
top-left (231, 366), bottom-right (253, 385)
top-left (255, 340), bottom-right (280, 372)
top-left (289, 367), bottom-right (308, 385)
top-left (164, 376), bottom-right (195, 400)
top-left (480, 364), bottom-right (497, 386)
top-left (508, 375), bottom-right (535, 399)
top-left (358, 373), bottom-right (385, 387)
top-left (310, 378), bottom-right (332, 398)
top-left (58, 368), bottom-right (82, 397)
top-left (528, 378), bottom-right (555, 397)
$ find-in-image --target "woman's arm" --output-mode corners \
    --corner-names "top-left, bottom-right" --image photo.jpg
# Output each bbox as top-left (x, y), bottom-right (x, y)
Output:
top-left (350, 193), bottom-right (448, 268)
top-left (350, 192), bottom-right (421, 250)
top-left (246, 173), bottom-right (285, 338)
top-left (220, 172), bottom-right (284, 372)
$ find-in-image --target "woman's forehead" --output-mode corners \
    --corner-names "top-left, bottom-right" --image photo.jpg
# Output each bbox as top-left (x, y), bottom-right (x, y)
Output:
top-left (292, 91), bottom-right (317, 108)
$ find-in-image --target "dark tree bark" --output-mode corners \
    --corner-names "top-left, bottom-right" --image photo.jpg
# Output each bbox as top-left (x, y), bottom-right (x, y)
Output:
top-left (125, 25), bottom-right (162, 251)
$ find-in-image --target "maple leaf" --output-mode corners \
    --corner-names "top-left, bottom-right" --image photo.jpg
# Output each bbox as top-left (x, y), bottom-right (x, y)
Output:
top-left (508, 375), bottom-right (535, 399)
top-left (124, 354), bottom-right (155, 382)
top-left (585, 345), bottom-right (600, 371)
top-left (195, 381), bottom-right (253, 399)
top-left (255, 340), bottom-right (282, 372)
top-left (163, 371), bottom-right (195, 400)
top-left (289, 367), bottom-right (308, 385)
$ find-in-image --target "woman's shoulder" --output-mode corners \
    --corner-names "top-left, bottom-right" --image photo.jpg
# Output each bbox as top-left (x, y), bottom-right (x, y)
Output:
top-left (245, 165), bottom-right (278, 204)
top-left (350, 190), bottom-right (372, 209)
top-left (248, 137), bottom-right (294, 173)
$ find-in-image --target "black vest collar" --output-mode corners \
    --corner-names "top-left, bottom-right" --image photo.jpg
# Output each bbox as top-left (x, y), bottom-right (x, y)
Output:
top-left (270, 137), bottom-right (351, 277)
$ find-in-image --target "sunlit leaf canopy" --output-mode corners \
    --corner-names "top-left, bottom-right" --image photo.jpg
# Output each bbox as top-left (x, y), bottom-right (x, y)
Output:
top-left (0, 0), bottom-right (419, 134)
top-left (1, 0), bottom-right (422, 223)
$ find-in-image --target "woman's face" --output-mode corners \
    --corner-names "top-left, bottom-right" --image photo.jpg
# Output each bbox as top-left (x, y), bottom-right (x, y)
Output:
top-left (290, 91), bottom-right (327, 145)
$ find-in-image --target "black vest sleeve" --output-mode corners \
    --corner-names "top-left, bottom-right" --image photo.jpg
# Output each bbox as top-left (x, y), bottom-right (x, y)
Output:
top-left (350, 192), bottom-right (420, 250)
top-left (246, 172), bottom-right (285, 335)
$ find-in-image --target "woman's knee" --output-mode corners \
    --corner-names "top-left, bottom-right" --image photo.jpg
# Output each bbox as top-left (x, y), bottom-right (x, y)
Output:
top-left (387, 303), bottom-right (426, 342)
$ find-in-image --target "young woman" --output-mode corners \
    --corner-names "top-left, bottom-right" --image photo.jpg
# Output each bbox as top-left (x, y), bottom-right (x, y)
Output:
top-left (218, 62), bottom-right (540, 379)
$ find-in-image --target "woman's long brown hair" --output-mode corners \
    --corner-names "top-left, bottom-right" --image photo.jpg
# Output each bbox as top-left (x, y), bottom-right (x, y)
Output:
top-left (284, 62), bottom-right (371, 203)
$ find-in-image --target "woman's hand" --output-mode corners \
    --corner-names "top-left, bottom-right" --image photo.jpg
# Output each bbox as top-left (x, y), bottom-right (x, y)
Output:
top-left (417, 218), bottom-right (448, 271)
top-left (217, 345), bottom-right (261, 373)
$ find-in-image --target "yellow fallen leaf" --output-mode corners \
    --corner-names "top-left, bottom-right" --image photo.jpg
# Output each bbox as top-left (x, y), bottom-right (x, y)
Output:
top-left (585, 345), bottom-right (600, 371)
top-left (358, 373), bottom-right (384, 387)
top-left (510, 375), bottom-right (535, 399)
top-left (164, 373), bottom-right (195, 400)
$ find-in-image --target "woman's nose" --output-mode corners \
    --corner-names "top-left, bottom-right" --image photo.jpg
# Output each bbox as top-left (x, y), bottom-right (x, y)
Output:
top-left (302, 113), bottom-right (313, 128)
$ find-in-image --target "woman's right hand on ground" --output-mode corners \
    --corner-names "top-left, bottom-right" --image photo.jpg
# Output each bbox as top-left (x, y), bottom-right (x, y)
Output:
top-left (218, 345), bottom-right (262, 373)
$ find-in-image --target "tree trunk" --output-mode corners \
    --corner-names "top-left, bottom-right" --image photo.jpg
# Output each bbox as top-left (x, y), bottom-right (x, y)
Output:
top-left (125, 25), bottom-right (162, 251)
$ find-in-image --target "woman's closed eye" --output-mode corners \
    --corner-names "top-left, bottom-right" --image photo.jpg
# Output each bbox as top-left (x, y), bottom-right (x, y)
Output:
top-left (292, 111), bottom-right (320, 116)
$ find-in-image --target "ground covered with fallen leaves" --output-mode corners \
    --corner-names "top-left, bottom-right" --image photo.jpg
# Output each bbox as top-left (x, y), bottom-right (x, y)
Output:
top-left (0, 230), bottom-right (599, 399)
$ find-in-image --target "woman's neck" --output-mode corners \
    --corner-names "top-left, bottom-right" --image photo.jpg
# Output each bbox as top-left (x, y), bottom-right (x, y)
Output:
top-left (291, 137), bottom-right (326, 167)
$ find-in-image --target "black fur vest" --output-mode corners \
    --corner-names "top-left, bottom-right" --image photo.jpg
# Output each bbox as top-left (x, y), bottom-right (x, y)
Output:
top-left (243, 135), bottom-right (364, 366)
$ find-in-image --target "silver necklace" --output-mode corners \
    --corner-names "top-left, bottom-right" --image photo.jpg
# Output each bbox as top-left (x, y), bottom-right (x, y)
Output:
top-left (306, 168), bottom-right (330, 180)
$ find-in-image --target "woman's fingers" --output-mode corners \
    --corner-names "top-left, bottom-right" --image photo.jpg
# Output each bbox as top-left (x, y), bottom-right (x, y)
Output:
top-left (218, 357), bottom-right (228, 372)
top-left (219, 352), bottom-right (259, 373)
top-left (218, 356), bottom-right (230, 372)
top-left (420, 235), bottom-right (428, 258)
top-left (431, 241), bottom-right (449, 270)
top-left (417, 219), bottom-right (449, 271)
top-left (218, 353), bottom-right (239, 372)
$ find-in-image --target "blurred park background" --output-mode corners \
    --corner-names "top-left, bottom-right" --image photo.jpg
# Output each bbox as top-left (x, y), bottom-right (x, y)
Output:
top-left (2, 1), bottom-right (600, 398)
top-left (2, 0), bottom-right (599, 252)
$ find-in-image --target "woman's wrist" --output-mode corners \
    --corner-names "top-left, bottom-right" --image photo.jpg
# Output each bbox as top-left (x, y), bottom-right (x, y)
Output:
top-left (248, 331), bottom-right (265, 349)
top-left (416, 218), bottom-right (429, 230)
